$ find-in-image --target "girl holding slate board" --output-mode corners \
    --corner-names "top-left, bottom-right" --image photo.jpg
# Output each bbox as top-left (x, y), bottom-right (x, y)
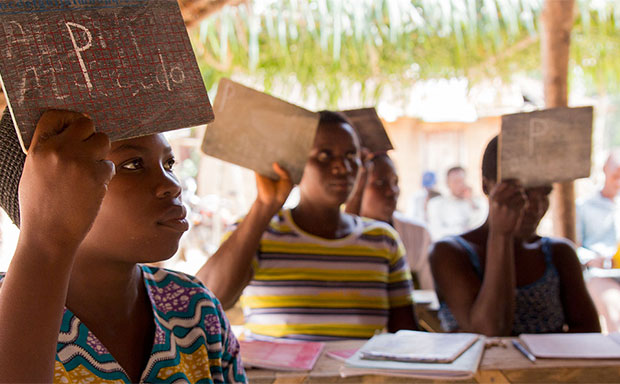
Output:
top-left (430, 136), bottom-right (600, 336)
top-left (198, 111), bottom-right (419, 340)
top-left (0, 110), bottom-right (246, 383)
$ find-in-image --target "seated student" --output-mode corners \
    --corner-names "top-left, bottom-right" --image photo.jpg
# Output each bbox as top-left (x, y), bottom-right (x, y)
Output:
top-left (0, 110), bottom-right (246, 383)
top-left (430, 136), bottom-right (600, 336)
top-left (197, 111), bottom-right (418, 340)
top-left (345, 152), bottom-right (433, 290)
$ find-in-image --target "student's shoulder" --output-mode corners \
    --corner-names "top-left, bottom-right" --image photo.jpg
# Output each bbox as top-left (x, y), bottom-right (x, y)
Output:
top-left (429, 235), bottom-right (472, 264)
top-left (356, 214), bottom-right (400, 239)
top-left (545, 236), bottom-right (580, 261)
top-left (545, 236), bottom-right (576, 251)
top-left (140, 265), bottom-right (223, 306)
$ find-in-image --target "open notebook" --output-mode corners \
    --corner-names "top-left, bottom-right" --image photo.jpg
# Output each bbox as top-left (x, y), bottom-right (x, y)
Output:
top-left (340, 333), bottom-right (485, 380)
top-left (519, 333), bottom-right (620, 359)
top-left (359, 331), bottom-right (479, 363)
top-left (239, 339), bottom-right (324, 371)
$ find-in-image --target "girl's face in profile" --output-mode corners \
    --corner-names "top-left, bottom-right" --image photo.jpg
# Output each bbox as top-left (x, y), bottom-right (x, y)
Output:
top-left (81, 133), bottom-right (188, 262)
top-left (300, 121), bottom-right (361, 207)
top-left (362, 156), bottom-right (399, 222)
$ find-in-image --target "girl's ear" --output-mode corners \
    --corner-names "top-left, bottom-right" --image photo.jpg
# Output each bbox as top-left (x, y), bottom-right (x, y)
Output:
top-left (482, 176), bottom-right (494, 196)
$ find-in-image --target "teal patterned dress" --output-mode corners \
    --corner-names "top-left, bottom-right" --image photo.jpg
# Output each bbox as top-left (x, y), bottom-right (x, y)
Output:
top-left (0, 265), bottom-right (247, 383)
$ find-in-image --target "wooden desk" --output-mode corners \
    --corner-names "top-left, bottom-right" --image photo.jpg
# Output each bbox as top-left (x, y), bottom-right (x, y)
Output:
top-left (246, 339), bottom-right (620, 383)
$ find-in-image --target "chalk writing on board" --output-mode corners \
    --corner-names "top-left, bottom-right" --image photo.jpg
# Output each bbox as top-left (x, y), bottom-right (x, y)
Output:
top-left (500, 107), bottom-right (593, 187)
top-left (5, 18), bottom-right (187, 103)
top-left (0, 0), bottom-right (213, 152)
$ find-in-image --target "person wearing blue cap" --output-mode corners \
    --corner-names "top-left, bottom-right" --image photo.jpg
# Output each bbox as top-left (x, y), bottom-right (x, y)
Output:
top-left (407, 170), bottom-right (441, 223)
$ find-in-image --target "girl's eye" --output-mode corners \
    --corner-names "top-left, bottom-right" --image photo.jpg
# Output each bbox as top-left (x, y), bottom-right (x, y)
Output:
top-left (316, 152), bottom-right (330, 162)
top-left (120, 158), bottom-right (143, 170)
top-left (164, 157), bottom-right (176, 171)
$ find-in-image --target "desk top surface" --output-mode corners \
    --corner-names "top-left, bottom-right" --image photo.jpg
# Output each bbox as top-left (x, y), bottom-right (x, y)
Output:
top-left (246, 338), bottom-right (620, 382)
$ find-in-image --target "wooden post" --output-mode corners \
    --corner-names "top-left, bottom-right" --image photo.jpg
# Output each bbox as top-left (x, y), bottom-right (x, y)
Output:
top-left (541, 0), bottom-right (576, 242)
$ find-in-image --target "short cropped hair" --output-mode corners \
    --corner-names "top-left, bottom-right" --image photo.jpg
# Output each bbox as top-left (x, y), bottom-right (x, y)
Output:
top-left (482, 136), bottom-right (499, 181)
top-left (318, 110), bottom-right (353, 128)
top-left (317, 110), bottom-right (359, 148)
top-left (446, 166), bottom-right (465, 177)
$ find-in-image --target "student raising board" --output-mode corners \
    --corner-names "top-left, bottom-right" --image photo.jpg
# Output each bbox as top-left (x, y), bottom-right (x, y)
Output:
top-left (0, 110), bottom-right (246, 383)
top-left (430, 136), bottom-right (600, 336)
top-left (197, 111), bottom-right (419, 341)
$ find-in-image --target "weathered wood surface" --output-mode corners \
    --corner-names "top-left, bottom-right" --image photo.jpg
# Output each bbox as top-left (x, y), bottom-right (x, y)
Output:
top-left (247, 338), bottom-right (620, 383)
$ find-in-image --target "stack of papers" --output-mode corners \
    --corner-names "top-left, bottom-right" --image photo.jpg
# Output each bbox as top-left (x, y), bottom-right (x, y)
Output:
top-left (341, 331), bottom-right (485, 379)
top-left (239, 339), bottom-right (324, 371)
top-left (519, 333), bottom-right (620, 359)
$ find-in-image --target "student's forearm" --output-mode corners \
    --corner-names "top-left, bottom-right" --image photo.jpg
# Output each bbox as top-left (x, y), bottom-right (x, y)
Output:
top-left (467, 232), bottom-right (516, 336)
top-left (198, 200), bottom-right (276, 309)
top-left (0, 239), bottom-right (76, 382)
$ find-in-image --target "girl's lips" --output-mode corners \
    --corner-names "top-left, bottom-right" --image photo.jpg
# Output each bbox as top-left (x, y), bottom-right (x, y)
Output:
top-left (158, 217), bottom-right (189, 232)
top-left (157, 205), bottom-right (189, 231)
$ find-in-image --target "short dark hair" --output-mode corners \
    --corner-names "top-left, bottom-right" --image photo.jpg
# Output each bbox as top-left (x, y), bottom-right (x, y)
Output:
top-left (446, 166), bottom-right (465, 177)
top-left (317, 110), bottom-right (359, 148)
top-left (482, 135), bottom-right (498, 181)
top-left (318, 110), bottom-right (352, 127)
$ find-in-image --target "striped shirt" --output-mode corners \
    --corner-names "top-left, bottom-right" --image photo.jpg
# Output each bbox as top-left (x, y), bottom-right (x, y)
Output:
top-left (236, 209), bottom-right (414, 341)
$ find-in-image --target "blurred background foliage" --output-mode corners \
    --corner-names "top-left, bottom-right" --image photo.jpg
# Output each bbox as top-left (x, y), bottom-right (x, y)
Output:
top-left (188, 0), bottom-right (619, 108)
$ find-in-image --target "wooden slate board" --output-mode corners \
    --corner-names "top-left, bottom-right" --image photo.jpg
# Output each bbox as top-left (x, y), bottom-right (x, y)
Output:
top-left (201, 78), bottom-right (319, 184)
top-left (0, 0), bottom-right (213, 152)
top-left (499, 106), bottom-right (593, 187)
top-left (342, 108), bottom-right (393, 153)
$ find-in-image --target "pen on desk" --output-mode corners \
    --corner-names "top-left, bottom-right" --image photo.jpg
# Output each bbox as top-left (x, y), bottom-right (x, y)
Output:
top-left (512, 340), bottom-right (536, 363)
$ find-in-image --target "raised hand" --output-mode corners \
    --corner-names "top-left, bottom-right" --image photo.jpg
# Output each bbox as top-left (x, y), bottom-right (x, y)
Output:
top-left (487, 180), bottom-right (527, 236)
top-left (18, 110), bottom-right (115, 254)
top-left (255, 163), bottom-right (293, 213)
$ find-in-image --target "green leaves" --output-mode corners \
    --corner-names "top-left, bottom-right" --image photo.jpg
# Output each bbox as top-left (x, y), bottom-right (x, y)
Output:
top-left (190, 0), bottom-right (619, 108)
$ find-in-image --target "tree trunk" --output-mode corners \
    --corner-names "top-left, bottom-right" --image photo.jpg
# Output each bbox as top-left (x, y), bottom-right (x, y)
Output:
top-left (541, 0), bottom-right (576, 242)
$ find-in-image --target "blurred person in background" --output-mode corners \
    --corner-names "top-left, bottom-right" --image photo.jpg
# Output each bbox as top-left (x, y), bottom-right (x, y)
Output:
top-left (407, 171), bottom-right (441, 224)
top-left (430, 136), bottom-right (600, 336)
top-left (577, 151), bottom-right (620, 332)
top-left (427, 166), bottom-right (487, 241)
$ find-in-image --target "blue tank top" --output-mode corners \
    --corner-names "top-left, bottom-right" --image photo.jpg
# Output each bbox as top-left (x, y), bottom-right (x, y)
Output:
top-left (438, 236), bottom-right (566, 335)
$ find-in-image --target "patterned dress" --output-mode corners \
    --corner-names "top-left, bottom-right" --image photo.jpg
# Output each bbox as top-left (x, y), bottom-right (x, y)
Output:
top-left (438, 236), bottom-right (566, 335)
top-left (0, 266), bottom-right (247, 383)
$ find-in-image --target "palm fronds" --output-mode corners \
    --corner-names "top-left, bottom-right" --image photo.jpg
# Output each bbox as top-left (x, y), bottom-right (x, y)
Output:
top-left (190, 0), bottom-right (619, 107)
